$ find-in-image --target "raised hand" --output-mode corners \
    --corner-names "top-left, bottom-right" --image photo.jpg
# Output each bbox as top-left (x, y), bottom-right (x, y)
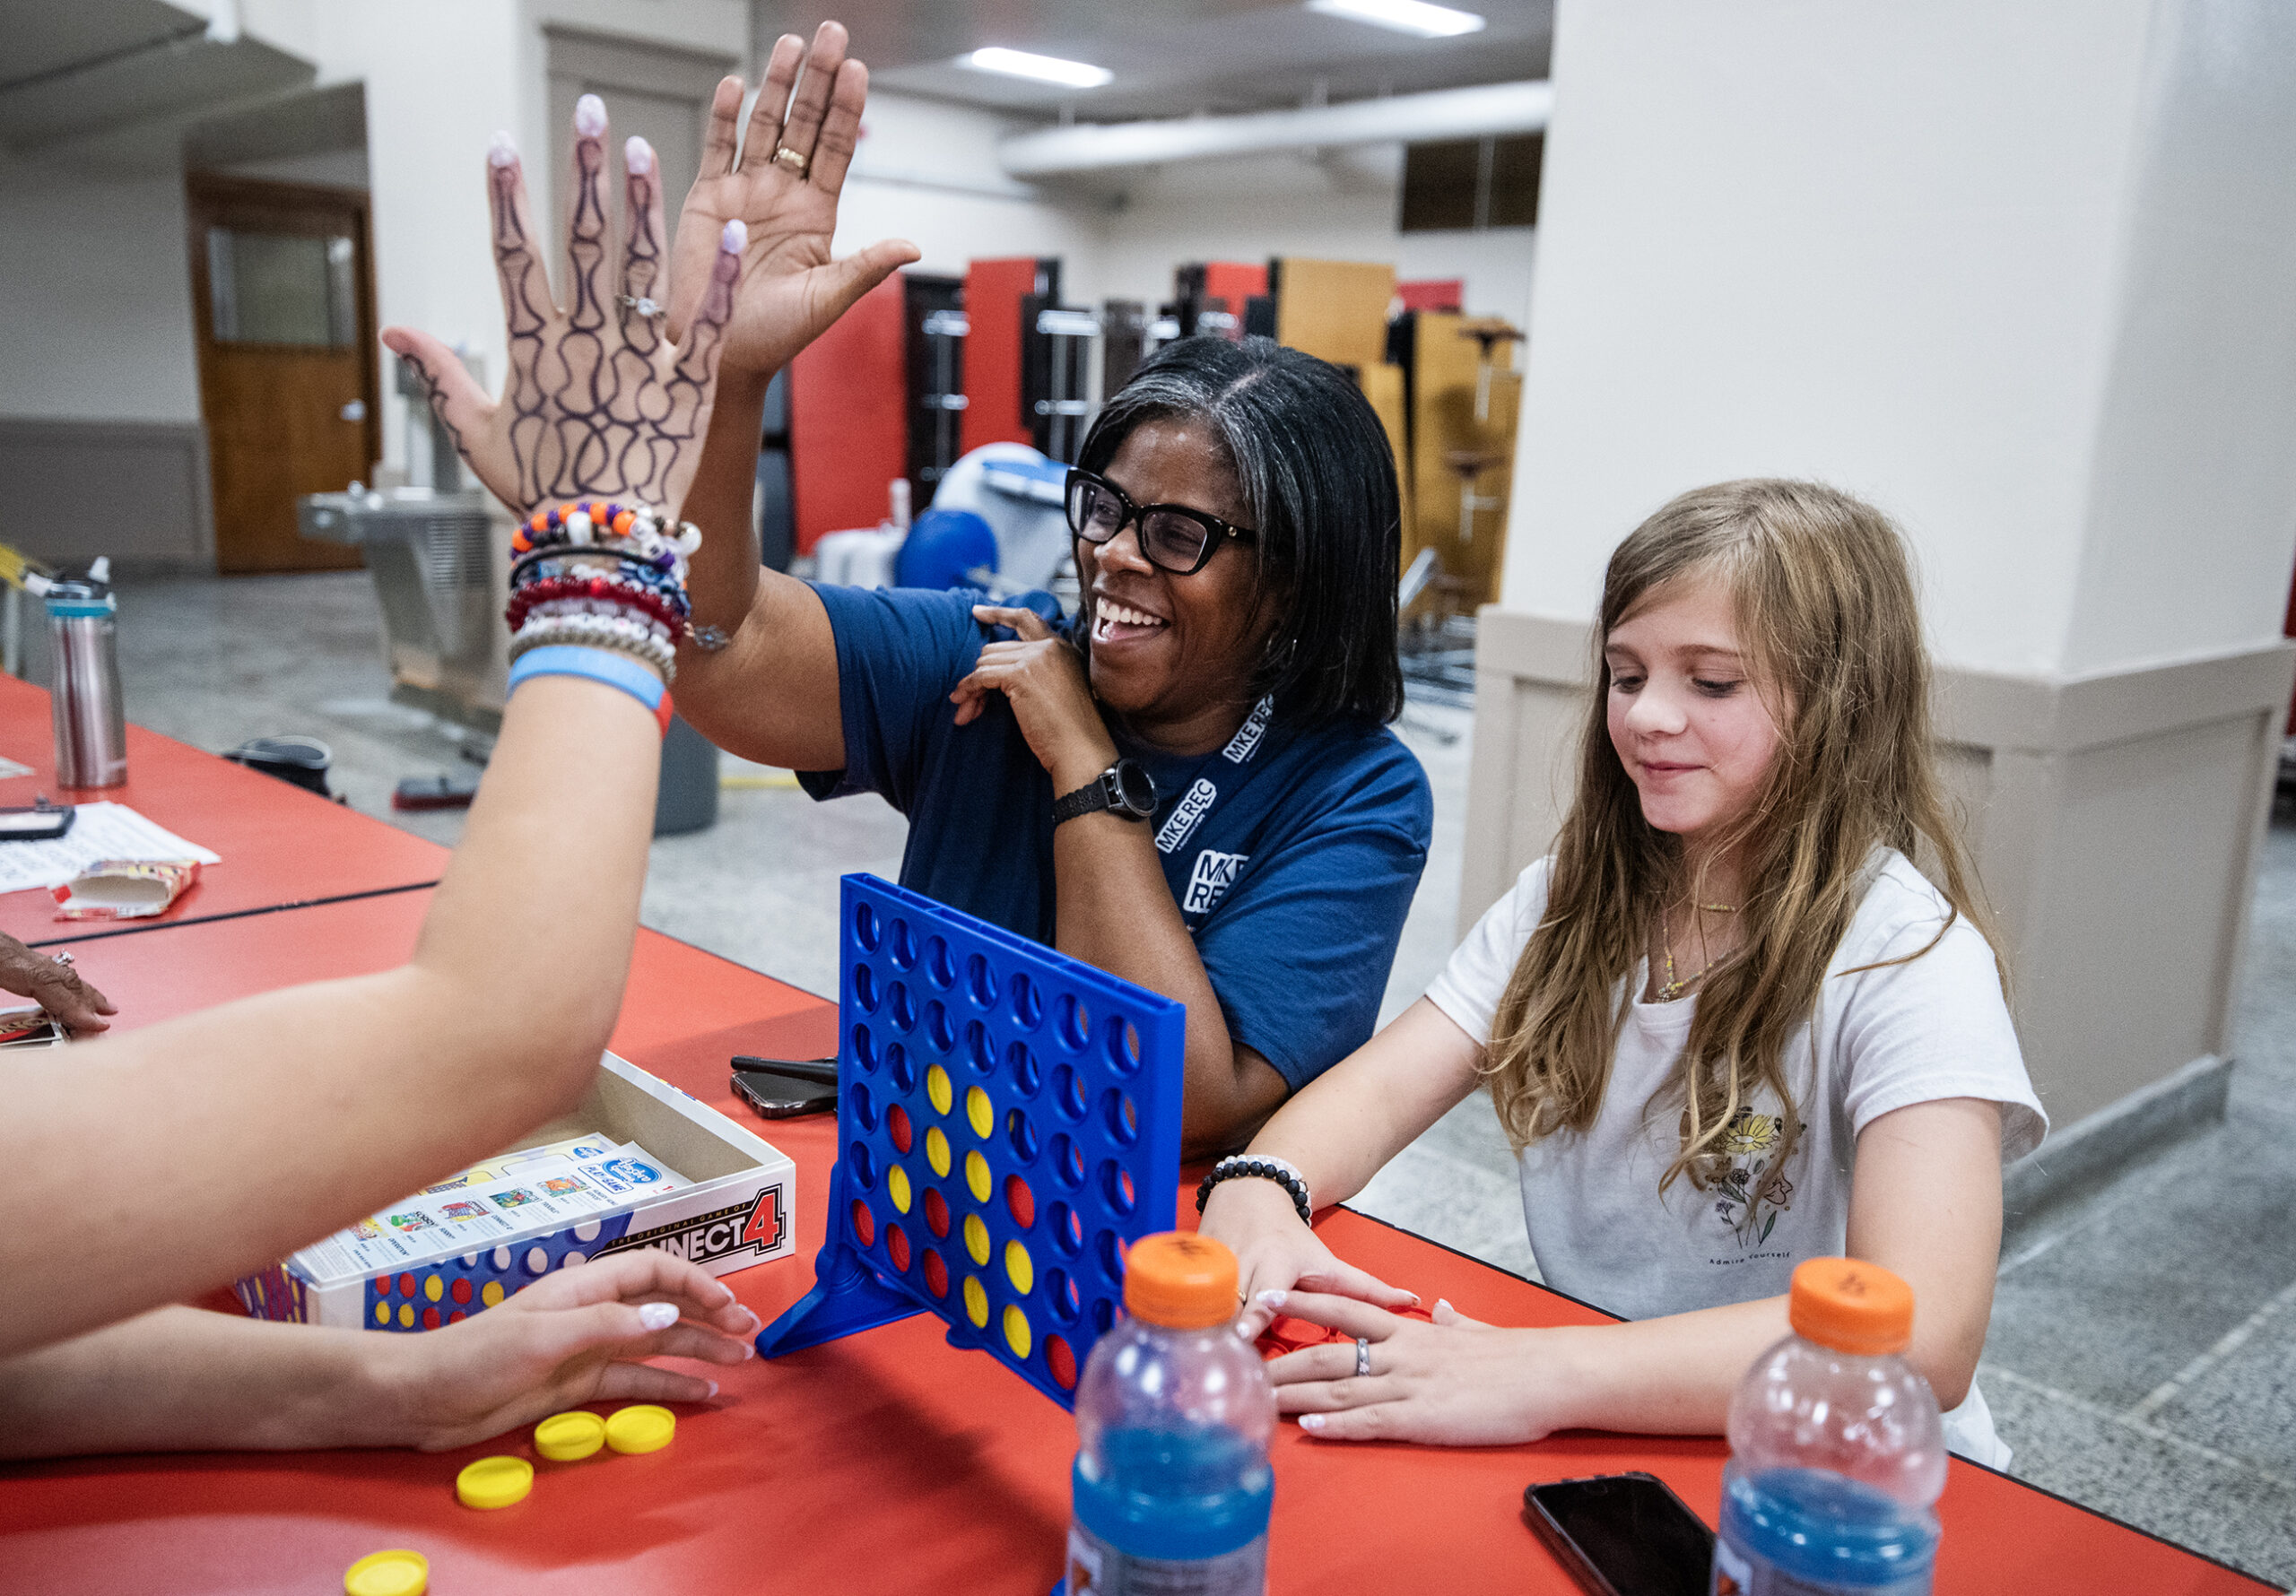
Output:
top-left (382, 96), bottom-right (747, 519)
top-left (665, 21), bottom-right (920, 377)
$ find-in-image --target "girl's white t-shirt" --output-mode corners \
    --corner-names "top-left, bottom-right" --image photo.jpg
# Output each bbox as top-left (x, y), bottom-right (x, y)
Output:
top-left (1423, 850), bottom-right (2046, 1466)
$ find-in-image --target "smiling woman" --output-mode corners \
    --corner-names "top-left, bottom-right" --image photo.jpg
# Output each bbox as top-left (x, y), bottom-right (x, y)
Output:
top-left (660, 28), bottom-right (1430, 1160)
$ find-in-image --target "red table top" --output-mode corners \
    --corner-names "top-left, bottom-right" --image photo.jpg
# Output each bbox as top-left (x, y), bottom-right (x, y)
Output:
top-left (0, 738), bottom-right (2264, 1592)
top-left (0, 674), bottom-right (446, 947)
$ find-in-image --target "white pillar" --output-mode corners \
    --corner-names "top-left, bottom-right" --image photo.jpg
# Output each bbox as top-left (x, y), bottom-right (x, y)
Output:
top-left (1465, 0), bottom-right (2296, 1133)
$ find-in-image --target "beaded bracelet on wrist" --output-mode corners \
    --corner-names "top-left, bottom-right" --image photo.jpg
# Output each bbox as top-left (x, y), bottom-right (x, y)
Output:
top-left (509, 609), bottom-right (677, 656)
top-left (509, 619), bottom-right (677, 681)
top-left (1194, 1155), bottom-right (1313, 1227)
top-left (510, 499), bottom-right (700, 584)
top-left (514, 601), bottom-right (678, 655)
top-left (508, 545), bottom-right (688, 607)
top-left (507, 572), bottom-right (690, 633)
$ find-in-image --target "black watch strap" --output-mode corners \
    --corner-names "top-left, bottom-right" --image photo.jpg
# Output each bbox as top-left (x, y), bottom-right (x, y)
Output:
top-left (1054, 760), bottom-right (1155, 825)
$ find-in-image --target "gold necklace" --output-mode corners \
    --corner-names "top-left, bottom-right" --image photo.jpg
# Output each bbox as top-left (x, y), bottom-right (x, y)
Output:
top-left (1656, 902), bottom-right (1738, 1002)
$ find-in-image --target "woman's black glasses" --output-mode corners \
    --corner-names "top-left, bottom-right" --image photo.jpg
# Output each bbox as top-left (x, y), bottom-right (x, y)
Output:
top-left (1064, 469), bottom-right (1255, 577)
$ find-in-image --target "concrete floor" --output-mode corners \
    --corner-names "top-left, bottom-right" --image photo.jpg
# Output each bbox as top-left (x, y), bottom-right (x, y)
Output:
top-left (36, 570), bottom-right (2296, 1586)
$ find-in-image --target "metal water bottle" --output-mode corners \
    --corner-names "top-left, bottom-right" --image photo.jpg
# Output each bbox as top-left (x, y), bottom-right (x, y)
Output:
top-left (36, 559), bottom-right (126, 789)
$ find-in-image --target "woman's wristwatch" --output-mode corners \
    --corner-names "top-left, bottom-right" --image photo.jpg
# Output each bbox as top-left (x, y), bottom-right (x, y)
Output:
top-left (1053, 759), bottom-right (1156, 826)
top-left (1196, 1154), bottom-right (1314, 1227)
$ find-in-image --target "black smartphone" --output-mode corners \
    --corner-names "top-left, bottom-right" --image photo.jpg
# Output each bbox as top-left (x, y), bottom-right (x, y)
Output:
top-left (1524, 1472), bottom-right (1716, 1596)
top-left (0, 803), bottom-right (73, 842)
top-left (731, 1054), bottom-right (837, 1086)
top-left (732, 1067), bottom-right (838, 1119)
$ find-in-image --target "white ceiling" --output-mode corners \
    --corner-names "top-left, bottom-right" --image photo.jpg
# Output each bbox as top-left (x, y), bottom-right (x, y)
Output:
top-left (754, 0), bottom-right (1552, 121)
top-left (0, 0), bottom-right (319, 173)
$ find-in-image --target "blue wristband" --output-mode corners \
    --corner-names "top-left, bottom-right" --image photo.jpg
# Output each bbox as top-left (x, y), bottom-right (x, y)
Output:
top-left (506, 646), bottom-right (665, 714)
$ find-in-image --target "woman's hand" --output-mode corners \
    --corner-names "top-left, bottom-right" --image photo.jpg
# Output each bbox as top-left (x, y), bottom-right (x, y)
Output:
top-left (367, 1250), bottom-right (760, 1452)
top-left (952, 606), bottom-right (1119, 793)
top-left (1204, 1178), bottom-right (1420, 1341)
top-left (0, 939), bottom-right (114, 1034)
top-left (665, 22), bottom-right (920, 380)
top-left (1265, 1288), bottom-right (1570, 1445)
top-left (381, 99), bottom-right (747, 520)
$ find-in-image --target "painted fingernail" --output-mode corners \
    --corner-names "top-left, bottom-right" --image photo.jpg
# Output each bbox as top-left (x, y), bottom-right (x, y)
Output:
top-left (488, 130), bottom-right (517, 168)
top-left (1299, 1412), bottom-right (1326, 1430)
top-left (1256, 1288), bottom-right (1286, 1309)
top-left (639, 1302), bottom-right (679, 1331)
top-left (720, 218), bottom-right (747, 253)
top-left (1436, 1297), bottom-right (1453, 1314)
top-left (743, 1307), bottom-right (763, 1334)
top-left (703, 1380), bottom-right (720, 1399)
top-left (741, 1339), bottom-right (757, 1359)
top-left (1233, 1321), bottom-right (1256, 1340)
top-left (1406, 1293), bottom-right (1422, 1306)
top-left (575, 93), bottom-right (607, 138)
top-left (624, 134), bottom-right (654, 175)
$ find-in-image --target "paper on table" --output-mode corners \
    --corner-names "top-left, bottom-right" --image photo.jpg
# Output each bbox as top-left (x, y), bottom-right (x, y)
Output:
top-left (0, 801), bottom-right (221, 895)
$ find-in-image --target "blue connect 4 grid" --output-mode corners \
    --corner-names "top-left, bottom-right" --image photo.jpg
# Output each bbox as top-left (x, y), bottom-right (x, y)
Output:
top-left (756, 873), bottom-right (1186, 1409)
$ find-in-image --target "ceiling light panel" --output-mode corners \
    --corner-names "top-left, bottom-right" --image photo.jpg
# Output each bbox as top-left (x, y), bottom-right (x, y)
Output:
top-left (1304, 0), bottom-right (1488, 39)
top-left (961, 48), bottom-right (1114, 90)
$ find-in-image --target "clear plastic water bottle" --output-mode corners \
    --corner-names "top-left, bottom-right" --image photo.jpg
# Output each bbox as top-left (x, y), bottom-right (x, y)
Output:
top-left (1713, 1258), bottom-right (1946, 1596)
top-left (1066, 1231), bottom-right (1275, 1596)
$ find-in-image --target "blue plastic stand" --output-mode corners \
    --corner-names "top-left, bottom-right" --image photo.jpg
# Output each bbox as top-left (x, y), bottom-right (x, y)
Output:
top-left (757, 873), bottom-right (1186, 1410)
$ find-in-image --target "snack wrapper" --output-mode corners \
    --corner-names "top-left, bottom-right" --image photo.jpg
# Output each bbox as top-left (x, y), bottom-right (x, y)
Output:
top-left (50, 858), bottom-right (201, 921)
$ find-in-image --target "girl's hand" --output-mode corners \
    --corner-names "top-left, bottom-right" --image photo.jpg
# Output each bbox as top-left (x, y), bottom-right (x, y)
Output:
top-left (368, 1250), bottom-right (761, 1453)
top-left (665, 22), bottom-right (921, 380)
top-left (381, 100), bottom-right (746, 520)
top-left (952, 606), bottom-right (1118, 793)
top-left (1202, 1178), bottom-right (1420, 1341)
top-left (1265, 1288), bottom-right (1568, 1446)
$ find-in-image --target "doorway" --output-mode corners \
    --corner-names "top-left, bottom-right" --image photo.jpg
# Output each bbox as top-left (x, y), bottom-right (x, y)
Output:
top-left (186, 172), bottom-right (378, 573)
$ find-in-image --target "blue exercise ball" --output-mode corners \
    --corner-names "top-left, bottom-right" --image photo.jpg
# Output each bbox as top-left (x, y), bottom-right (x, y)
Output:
top-left (895, 507), bottom-right (999, 591)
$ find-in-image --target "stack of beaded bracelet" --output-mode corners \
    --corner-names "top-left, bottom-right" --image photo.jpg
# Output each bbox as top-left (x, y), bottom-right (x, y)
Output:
top-left (503, 499), bottom-right (701, 681)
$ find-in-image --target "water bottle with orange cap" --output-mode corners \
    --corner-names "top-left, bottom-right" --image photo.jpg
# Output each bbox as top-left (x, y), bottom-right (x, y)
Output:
top-left (1712, 1257), bottom-right (1947, 1596)
top-left (1065, 1231), bottom-right (1275, 1596)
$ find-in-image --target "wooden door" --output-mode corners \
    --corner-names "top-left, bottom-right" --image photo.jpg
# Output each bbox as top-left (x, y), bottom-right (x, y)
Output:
top-left (186, 173), bottom-right (377, 573)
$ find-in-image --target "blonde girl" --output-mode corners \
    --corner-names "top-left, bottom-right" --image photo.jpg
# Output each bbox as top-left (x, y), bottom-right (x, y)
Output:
top-left (1198, 479), bottom-right (2045, 1466)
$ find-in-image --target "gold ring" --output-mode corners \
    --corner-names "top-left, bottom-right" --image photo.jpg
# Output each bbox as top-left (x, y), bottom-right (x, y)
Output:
top-left (771, 145), bottom-right (809, 176)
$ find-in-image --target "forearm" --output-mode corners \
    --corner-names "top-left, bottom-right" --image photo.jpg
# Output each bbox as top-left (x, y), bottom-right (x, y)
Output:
top-left (0, 676), bottom-right (663, 1354)
top-left (1051, 812), bottom-right (1274, 1155)
top-left (1544, 1295), bottom-right (1792, 1436)
top-left (410, 673), bottom-right (659, 1073)
top-left (677, 368), bottom-right (768, 640)
top-left (1245, 1000), bottom-right (1485, 1208)
top-left (663, 371), bottom-right (848, 768)
top-left (0, 1308), bottom-right (398, 1459)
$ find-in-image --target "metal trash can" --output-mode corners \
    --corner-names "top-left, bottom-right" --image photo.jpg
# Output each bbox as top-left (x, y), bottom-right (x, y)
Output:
top-left (656, 714), bottom-right (719, 837)
top-left (300, 486), bottom-right (507, 734)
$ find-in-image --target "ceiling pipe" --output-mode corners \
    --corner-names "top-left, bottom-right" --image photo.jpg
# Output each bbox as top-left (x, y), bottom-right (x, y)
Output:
top-left (997, 79), bottom-right (1552, 178)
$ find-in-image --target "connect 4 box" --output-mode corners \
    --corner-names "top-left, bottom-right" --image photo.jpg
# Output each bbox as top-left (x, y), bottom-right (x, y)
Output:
top-left (235, 1052), bottom-right (796, 1331)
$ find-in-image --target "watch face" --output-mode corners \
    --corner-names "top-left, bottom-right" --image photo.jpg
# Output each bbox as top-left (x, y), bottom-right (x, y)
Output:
top-left (1112, 759), bottom-right (1158, 818)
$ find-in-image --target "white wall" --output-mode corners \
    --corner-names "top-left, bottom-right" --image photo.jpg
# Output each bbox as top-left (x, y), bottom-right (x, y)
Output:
top-left (0, 152), bottom-right (202, 423)
top-left (291, 2), bottom-right (527, 481)
top-left (2062, 0), bottom-right (2296, 674)
top-left (838, 93), bottom-right (1107, 291)
top-left (1500, 0), bottom-right (2163, 677)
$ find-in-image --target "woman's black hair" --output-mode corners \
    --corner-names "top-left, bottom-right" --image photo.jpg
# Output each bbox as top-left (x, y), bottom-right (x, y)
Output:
top-left (1075, 334), bottom-right (1406, 726)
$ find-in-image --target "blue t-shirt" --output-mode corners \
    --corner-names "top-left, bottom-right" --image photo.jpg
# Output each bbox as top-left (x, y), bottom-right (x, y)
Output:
top-left (798, 584), bottom-right (1432, 1090)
